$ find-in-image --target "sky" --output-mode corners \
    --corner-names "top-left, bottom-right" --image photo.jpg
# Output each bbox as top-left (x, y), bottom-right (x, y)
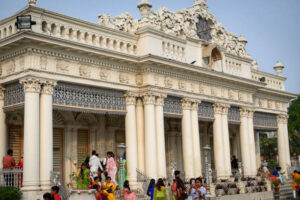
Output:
top-left (0, 0), bottom-right (299, 94)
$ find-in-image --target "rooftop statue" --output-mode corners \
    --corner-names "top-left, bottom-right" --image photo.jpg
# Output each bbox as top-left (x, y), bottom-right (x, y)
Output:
top-left (97, 0), bottom-right (251, 58)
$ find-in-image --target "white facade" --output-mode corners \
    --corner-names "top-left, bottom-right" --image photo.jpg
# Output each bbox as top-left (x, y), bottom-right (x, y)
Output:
top-left (0, 0), bottom-right (296, 199)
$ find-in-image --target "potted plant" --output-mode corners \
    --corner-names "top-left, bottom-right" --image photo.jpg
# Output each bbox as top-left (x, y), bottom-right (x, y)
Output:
top-left (272, 179), bottom-right (281, 192)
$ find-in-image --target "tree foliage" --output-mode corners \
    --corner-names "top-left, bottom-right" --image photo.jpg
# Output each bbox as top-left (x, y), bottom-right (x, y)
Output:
top-left (288, 96), bottom-right (300, 155)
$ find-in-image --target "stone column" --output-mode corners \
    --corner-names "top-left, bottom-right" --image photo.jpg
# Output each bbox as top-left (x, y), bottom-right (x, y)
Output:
top-left (143, 93), bottom-right (157, 178)
top-left (40, 80), bottom-right (56, 190)
top-left (20, 78), bottom-right (41, 191)
top-left (136, 98), bottom-right (145, 173)
top-left (247, 110), bottom-right (257, 176)
top-left (156, 95), bottom-right (167, 178)
top-left (191, 100), bottom-right (202, 177)
top-left (255, 132), bottom-right (261, 169)
top-left (181, 98), bottom-right (194, 179)
top-left (213, 103), bottom-right (226, 179)
top-left (64, 126), bottom-right (73, 185)
top-left (282, 115), bottom-right (291, 166)
top-left (277, 114), bottom-right (290, 174)
top-left (239, 108), bottom-right (251, 177)
top-left (125, 94), bottom-right (138, 186)
top-left (0, 86), bottom-right (7, 169)
top-left (221, 104), bottom-right (232, 178)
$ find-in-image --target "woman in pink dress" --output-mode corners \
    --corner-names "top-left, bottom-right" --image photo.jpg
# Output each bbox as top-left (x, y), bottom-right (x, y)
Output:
top-left (106, 152), bottom-right (118, 186)
top-left (122, 180), bottom-right (137, 200)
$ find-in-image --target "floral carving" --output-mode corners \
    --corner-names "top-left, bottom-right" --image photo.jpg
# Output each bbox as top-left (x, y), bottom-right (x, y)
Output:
top-left (99, 69), bottom-right (109, 81)
top-left (6, 60), bottom-right (15, 75)
top-left (97, 1), bottom-right (250, 58)
top-left (119, 73), bottom-right (129, 83)
top-left (178, 80), bottom-right (186, 90)
top-left (56, 60), bottom-right (69, 73)
top-left (19, 57), bottom-right (25, 70)
top-left (79, 66), bottom-right (91, 78)
top-left (20, 78), bottom-right (41, 93)
top-left (40, 56), bottom-right (48, 70)
top-left (164, 77), bottom-right (173, 88)
top-left (41, 80), bottom-right (57, 95)
top-left (136, 74), bottom-right (143, 86)
top-left (199, 84), bottom-right (204, 94)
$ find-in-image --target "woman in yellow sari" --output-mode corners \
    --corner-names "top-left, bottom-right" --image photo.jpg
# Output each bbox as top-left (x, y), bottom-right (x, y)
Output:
top-left (102, 177), bottom-right (116, 200)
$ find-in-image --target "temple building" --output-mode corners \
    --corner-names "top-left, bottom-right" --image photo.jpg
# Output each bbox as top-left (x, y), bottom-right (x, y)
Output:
top-left (0, 0), bottom-right (296, 198)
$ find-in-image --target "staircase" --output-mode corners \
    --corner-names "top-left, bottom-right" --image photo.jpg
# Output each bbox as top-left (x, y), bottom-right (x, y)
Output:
top-left (279, 181), bottom-right (294, 200)
top-left (115, 190), bottom-right (150, 200)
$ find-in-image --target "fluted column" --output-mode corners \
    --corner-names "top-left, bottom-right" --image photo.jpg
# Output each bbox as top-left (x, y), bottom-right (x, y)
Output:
top-left (40, 80), bottom-right (57, 190)
top-left (277, 114), bottom-right (290, 174)
top-left (191, 100), bottom-right (202, 177)
top-left (143, 93), bottom-right (158, 178)
top-left (125, 94), bottom-right (138, 186)
top-left (247, 110), bottom-right (257, 177)
top-left (136, 98), bottom-right (145, 173)
top-left (155, 95), bottom-right (167, 178)
top-left (282, 115), bottom-right (291, 166)
top-left (213, 103), bottom-right (226, 179)
top-left (221, 104), bottom-right (232, 178)
top-left (181, 98), bottom-right (194, 179)
top-left (0, 86), bottom-right (7, 169)
top-left (255, 132), bottom-right (261, 169)
top-left (239, 108), bottom-right (251, 177)
top-left (20, 78), bottom-right (41, 191)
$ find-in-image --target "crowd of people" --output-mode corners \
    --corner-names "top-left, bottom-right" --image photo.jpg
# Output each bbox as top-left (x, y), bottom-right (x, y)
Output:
top-left (147, 171), bottom-right (207, 200)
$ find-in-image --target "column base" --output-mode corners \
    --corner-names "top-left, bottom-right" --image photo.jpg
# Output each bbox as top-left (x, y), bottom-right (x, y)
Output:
top-left (22, 189), bottom-right (44, 200)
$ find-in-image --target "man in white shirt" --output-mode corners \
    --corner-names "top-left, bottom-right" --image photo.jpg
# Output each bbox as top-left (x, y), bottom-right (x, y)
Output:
top-left (89, 150), bottom-right (103, 180)
top-left (188, 178), bottom-right (207, 200)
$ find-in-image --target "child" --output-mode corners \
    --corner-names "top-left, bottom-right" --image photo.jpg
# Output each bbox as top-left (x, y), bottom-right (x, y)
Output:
top-left (51, 186), bottom-right (62, 200)
top-left (43, 192), bottom-right (52, 200)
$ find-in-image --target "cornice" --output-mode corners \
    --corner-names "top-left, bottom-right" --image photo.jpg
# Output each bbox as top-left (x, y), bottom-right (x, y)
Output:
top-left (224, 52), bottom-right (253, 63)
top-left (256, 88), bottom-right (297, 101)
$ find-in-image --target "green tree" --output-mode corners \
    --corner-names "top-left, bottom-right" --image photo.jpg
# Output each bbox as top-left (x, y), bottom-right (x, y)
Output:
top-left (288, 96), bottom-right (300, 155)
top-left (260, 134), bottom-right (278, 162)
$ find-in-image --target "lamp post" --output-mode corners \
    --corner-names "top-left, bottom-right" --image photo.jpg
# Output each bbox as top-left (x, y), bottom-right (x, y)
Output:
top-left (117, 143), bottom-right (127, 190)
top-left (203, 145), bottom-right (211, 195)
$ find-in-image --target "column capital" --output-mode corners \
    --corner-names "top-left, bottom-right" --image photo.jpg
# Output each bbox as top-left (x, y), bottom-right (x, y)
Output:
top-left (142, 92), bottom-right (156, 105)
top-left (213, 103), bottom-right (223, 115)
top-left (0, 86), bottom-right (5, 100)
top-left (277, 114), bottom-right (288, 124)
top-left (247, 109), bottom-right (254, 119)
top-left (20, 78), bottom-right (41, 93)
top-left (156, 95), bottom-right (166, 106)
top-left (221, 104), bottom-right (230, 115)
top-left (41, 80), bottom-right (57, 95)
top-left (125, 92), bottom-right (137, 105)
top-left (181, 98), bottom-right (193, 110)
top-left (191, 100), bottom-right (201, 111)
top-left (239, 107), bottom-right (249, 118)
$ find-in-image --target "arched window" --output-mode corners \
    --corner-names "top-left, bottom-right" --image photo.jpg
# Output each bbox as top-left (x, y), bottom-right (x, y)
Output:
top-left (202, 44), bottom-right (222, 70)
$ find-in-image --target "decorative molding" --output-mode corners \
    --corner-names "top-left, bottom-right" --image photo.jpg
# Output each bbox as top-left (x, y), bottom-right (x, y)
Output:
top-left (56, 59), bottom-right (69, 73)
top-left (40, 56), bottom-right (48, 70)
top-left (19, 78), bottom-right (41, 93)
top-left (164, 77), bottom-right (173, 88)
top-left (178, 80), bottom-right (186, 90)
top-left (6, 60), bottom-right (15, 75)
top-left (143, 93), bottom-right (156, 105)
top-left (79, 65), bottom-right (91, 78)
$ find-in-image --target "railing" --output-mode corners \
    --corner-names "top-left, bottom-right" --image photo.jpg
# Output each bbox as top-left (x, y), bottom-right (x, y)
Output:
top-left (136, 169), bottom-right (151, 194)
top-left (0, 169), bottom-right (23, 188)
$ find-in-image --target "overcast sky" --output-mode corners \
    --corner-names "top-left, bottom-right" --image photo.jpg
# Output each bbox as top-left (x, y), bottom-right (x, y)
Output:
top-left (1, 0), bottom-right (299, 94)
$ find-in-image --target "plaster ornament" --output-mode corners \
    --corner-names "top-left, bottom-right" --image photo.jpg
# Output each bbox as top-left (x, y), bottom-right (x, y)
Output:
top-left (6, 60), bottom-right (15, 75)
top-left (136, 74), bottom-right (143, 86)
top-left (199, 84), bottom-right (204, 94)
top-left (178, 80), bottom-right (186, 90)
top-left (210, 87), bottom-right (216, 96)
top-left (164, 77), bottom-right (173, 88)
top-left (56, 60), bottom-right (69, 73)
top-left (79, 66), bottom-right (91, 78)
top-left (119, 73), bottom-right (129, 83)
top-left (238, 92), bottom-right (244, 101)
top-left (99, 69), bottom-right (109, 80)
top-left (228, 90), bottom-right (234, 99)
top-left (97, 0), bottom-right (250, 58)
top-left (19, 57), bottom-right (25, 70)
top-left (40, 56), bottom-right (47, 70)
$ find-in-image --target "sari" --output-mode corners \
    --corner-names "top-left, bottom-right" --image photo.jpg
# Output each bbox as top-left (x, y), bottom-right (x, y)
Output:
top-left (102, 182), bottom-right (116, 200)
top-left (107, 157), bottom-right (118, 186)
